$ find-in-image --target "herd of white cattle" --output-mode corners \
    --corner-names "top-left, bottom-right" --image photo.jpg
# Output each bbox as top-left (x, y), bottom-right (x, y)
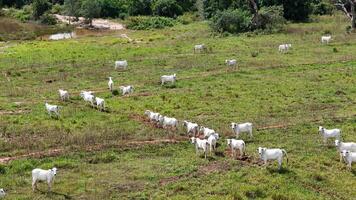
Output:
top-left (0, 35), bottom-right (347, 197)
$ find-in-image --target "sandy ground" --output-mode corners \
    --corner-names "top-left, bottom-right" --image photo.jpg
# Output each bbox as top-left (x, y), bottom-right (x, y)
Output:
top-left (54, 14), bottom-right (125, 30)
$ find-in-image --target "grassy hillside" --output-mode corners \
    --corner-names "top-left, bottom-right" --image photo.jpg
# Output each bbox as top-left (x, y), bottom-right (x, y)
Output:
top-left (0, 14), bottom-right (355, 199)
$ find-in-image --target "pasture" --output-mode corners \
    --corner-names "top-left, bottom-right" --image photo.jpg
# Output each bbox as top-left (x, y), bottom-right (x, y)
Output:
top-left (0, 14), bottom-right (355, 199)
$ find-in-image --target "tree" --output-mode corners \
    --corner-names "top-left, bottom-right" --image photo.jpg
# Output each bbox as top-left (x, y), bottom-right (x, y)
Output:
top-left (152, 0), bottom-right (183, 18)
top-left (80, 0), bottom-right (101, 26)
top-left (261, 0), bottom-right (312, 21)
top-left (335, 0), bottom-right (356, 29)
top-left (32, 0), bottom-right (52, 20)
top-left (64, 0), bottom-right (81, 24)
top-left (128, 0), bottom-right (152, 16)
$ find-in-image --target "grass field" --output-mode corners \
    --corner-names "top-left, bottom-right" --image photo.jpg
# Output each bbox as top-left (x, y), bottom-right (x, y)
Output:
top-left (0, 14), bottom-right (355, 199)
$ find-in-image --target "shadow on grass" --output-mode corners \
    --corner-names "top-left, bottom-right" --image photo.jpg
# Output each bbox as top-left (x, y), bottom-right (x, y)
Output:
top-left (37, 189), bottom-right (72, 199)
top-left (267, 167), bottom-right (292, 174)
top-left (214, 151), bottom-right (225, 158)
top-left (351, 169), bottom-right (356, 176)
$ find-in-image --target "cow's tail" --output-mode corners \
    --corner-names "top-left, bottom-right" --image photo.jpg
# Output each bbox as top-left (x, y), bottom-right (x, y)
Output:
top-left (282, 149), bottom-right (288, 164)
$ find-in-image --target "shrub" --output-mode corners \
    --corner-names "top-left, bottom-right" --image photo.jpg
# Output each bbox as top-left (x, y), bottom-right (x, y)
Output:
top-left (177, 12), bottom-right (200, 24)
top-left (312, 0), bottom-right (334, 15)
top-left (9, 6), bottom-right (32, 22)
top-left (126, 16), bottom-right (176, 30)
top-left (152, 0), bottom-right (183, 18)
top-left (50, 3), bottom-right (63, 14)
top-left (211, 9), bottom-right (252, 34)
top-left (253, 6), bottom-right (285, 33)
top-left (40, 13), bottom-right (57, 25)
top-left (251, 51), bottom-right (259, 57)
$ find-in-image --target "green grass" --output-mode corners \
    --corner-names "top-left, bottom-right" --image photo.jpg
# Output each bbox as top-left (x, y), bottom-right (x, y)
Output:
top-left (0, 14), bottom-right (355, 199)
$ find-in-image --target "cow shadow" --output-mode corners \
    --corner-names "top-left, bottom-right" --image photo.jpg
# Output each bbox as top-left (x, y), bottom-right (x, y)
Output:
top-left (267, 167), bottom-right (292, 175)
top-left (37, 189), bottom-right (72, 199)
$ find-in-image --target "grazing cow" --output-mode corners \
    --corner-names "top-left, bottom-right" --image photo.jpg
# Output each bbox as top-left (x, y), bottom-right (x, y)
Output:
top-left (199, 126), bottom-right (215, 138)
top-left (194, 44), bottom-right (206, 53)
top-left (225, 59), bottom-right (237, 69)
top-left (120, 85), bottom-right (134, 95)
top-left (144, 110), bottom-right (160, 123)
top-left (319, 126), bottom-right (340, 145)
top-left (231, 122), bottom-right (253, 138)
top-left (80, 92), bottom-right (95, 107)
top-left (158, 115), bottom-right (178, 130)
top-left (160, 74), bottom-right (176, 85)
top-left (207, 133), bottom-right (219, 154)
top-left (95, 97), bottom-right (105, 111)
top-left (258, 147), bottom-right (288, 170)
top-left (0, 189), bottom-right (5, 198)
top-left (335, 140), bottom-right (356, 162)
top-left (183, 120), bottom-right (199, 136)
top-left (108, 77), bottom-right (114, 92)
top-left (342, 150), bottom-right (356, 170)
top-left (45, 102), bottom-right (60, 117)
top-left (321, 35), bottom-right (331, 44)
top-left (32, 167), bottom-right (57, 192)
top-left (227, 139), bottom-right (245, 159)
top-left (115, 60), bottom-right (128, 70)
top-left (278, 44), bottom-right (292, 53)
top-left (191, 137), bottom-right (209, 159)
top-left (58, 89), bottom-right (69, 101)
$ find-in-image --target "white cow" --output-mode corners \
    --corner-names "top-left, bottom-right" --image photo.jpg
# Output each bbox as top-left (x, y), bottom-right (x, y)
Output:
top-left (199, 126), bottom-right (215, 138)
top-left (58, 89), bottom-right (69, 101)
top-left (225, 59), bottom-right (237, 69)
top-left (0, 189), bottom-right (5, 198)
top-left (278, 44), bottom-right (292, 53)
top-left (108, 77), bottom-right (114, 91)
top-left (335, 140), bottom-right (356, 162)
top-left (144, 110), bottom-right (160, 122)
top-left (120, 85), bottom-right (134, 95)
top-left (115, 60), bottom-right (128, 70)
top-left (81, 92), bottom-right (95, 107)
top-left (32, 167), bottom-right (57, 192)
top-left (158, 115), bottom-right (178, 130)
top-left (207, 133), bottom-right (219, 154)
top-left (95, 97), bottom-right (105, 111)
top-left (191, 137), bottom-right (209, 159)
top-left (227, 139), bottom-right (245, 159)
top-left (342, 150), bottom-right (356, 170)
top-left (319, 126), bottom-right (340, 145)
top-left (321, 35), bottom-right (331, 44)
top-left (160, 74), bottom-right (176, 85)
top-left (45, 102), bottom-right (60, 117)
top-left (258, 147), bottom-right (288, 170)
top-left (194, 44), bottom-right (206, 53)
top-left (231, 122), bottom-right (253, 138)
top-left (183, 120), bottom-right (199, 136)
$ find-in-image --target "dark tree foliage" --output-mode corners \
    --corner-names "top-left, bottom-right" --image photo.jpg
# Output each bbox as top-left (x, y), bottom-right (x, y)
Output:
top-left (203, 0), bottom-right (250, 19)
top-left (152, 0), bottom-right (183, 18)
top-left (99, 0), bottom-right (126, 18)
top-left (260, 0), bottom-right (312, 21)
top-left (32, 0), bottom-right (52, 20)
top-left (1, 0), bottom-right (32, 8)
top-left (127, 0), bottom-right (152, 16)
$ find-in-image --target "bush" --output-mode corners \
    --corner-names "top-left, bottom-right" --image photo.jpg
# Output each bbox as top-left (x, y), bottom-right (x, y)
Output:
top-left (177, 12), bottom-right (200, 25)
top-left (126, 16), bottom-right (176, 30)
top-left (40, 13), bottom-right (57, 25)
top-left (100, 0), bottom-right (127, 18)
top-left (253, 6), bottom-right (285, 33)
top-left (261, 0), bottom-right (313, 22)
top-left (312, 0), bottom-right (334, 15)
top-left (152, 0), bottom-right (183, 18)
top-left (211, 9), bottom-right (252, 34)
top-left (8, 6), bottom-right (32, 22)
top-left (50, 3), bottom-right (63, 14)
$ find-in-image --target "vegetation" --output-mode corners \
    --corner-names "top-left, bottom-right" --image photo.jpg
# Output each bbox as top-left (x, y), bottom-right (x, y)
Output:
top-left (125, 16), bottom-right (176, 30)
top-left (0, 13), bottom-right (355, 199)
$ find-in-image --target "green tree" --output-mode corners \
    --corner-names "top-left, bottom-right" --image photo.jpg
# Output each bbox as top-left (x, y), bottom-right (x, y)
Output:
top-left (152, 0), bottom-right (182, 18)
top-left (260, 0), bottom-right (312, 21)
top-left (211, 8), bottom-right (252, 33)
top-left (80, 0), bottom-right (101, 26)
top-left (127, 0), bottom-right (152, 16)
top-left (64, 0), bottom-right (81, 24)
top-left (32, 0), bottom-right (52, 20)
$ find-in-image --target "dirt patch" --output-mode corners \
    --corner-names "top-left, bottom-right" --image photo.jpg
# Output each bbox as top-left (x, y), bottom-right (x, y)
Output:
top-left (159, 160), bottom-right (231, 186)
top-left (0, 109), bottom-right (30, 115)
top-left (110, 182), bottom-right (144, 193)
top-left (54, 14), bottom-right (125, 30)
top-left (0, 138), bottom-right (186, 164)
